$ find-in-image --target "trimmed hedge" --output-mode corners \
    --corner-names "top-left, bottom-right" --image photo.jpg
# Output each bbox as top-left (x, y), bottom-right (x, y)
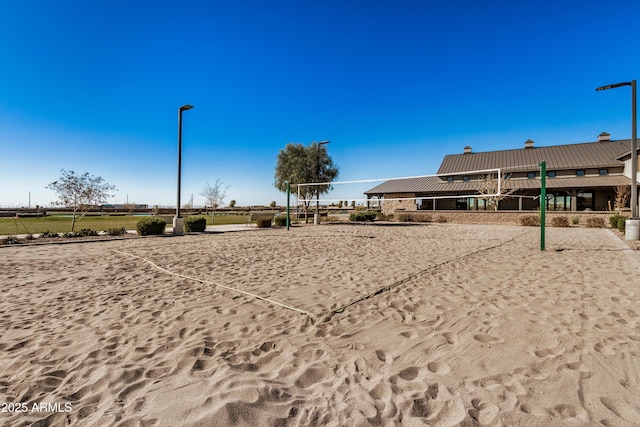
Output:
top-left (609, 213), bottom-right (627, 229)
top-left (520, 215), bottom-right (540, 226)
top-left (551, 216), bottom-right (570, 227)
top-left (184, 215), bottom-right (207, 232)
top-left (586, 217), bottom-right (605, 228)
top-left (136, 217), bottom-right (167, 235)
top-left (255, 216), bottom-right (273, 228)
top-left (349, 211), bottom-right (377, 222)
top-left (274, 216), bottom-right (288, 227)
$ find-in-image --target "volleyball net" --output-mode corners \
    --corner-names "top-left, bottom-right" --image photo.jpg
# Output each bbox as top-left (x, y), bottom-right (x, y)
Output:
top-left (294, 167), bottom-right (507, 211)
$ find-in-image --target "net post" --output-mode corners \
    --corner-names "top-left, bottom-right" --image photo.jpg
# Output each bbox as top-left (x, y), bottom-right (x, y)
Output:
top-left (286, 182), bottom-right (290, 231)
top-left (539, 161), bottom-right (546, 251)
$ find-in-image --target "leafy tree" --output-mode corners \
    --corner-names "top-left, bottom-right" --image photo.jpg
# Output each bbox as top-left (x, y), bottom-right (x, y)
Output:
top-left (200, 179), bottom-right (230, 224)
top-left (46, 170), bottom-right (117, 231)
top-left (229, 199), bottom-right (236, 208)
top-left (274, 142), bottom-right (339, 222)
top-left (270, 201), bottom-right (277, 208)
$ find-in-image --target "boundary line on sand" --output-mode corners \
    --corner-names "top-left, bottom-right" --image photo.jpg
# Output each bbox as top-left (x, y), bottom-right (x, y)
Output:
top-left (111, 249), bottom-right (316, 320)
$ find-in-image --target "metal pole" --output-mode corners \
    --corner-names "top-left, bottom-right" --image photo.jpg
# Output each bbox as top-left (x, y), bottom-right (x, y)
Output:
top-left (632, 80), bottom-right (638, 218)
top-left (176, 108), bottom-right (183, 219)
top-left (286, 182), bottom-right (290, 231)
top-left (540, 161), bottom-right (546, 251)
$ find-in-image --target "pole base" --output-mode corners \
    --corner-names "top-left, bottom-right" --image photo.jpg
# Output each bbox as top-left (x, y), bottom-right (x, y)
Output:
top-left (173, 217), bottom-right (184, 235)
top-left (314, 214), bottom-right (321, 225)
top-left (625, 219), bottom-right (640, 240)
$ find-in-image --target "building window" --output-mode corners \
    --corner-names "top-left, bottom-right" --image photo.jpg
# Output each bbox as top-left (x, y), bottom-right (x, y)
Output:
top-left (576, 170), bottom-right (585, 177)
top-left (527, 172), bottom-right (536, 179)
top-left (599, 169), bottom-right (608, 176)
top-left (447, 176), bottom-right (454, 183)
top-left (455, 198), bottom-right (468, 210)
top-left (547, 171), bottom-right (556, 178)
top-left (546, 192), bottom-right (569, 211)
top-left (577, 192), bottom-right (593, 210)
top-left (463, 176), bottom-right (470, 182)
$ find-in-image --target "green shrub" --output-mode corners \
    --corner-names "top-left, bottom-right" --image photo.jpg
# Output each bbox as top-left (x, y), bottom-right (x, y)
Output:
top-left (76, 228), bottom-right (99, 237)
top-left (136, 217), bottom-right (167, 235)
top-left (184, 216), bottom-right (207, 232)
top-left (571, 216), bottom-right (580, 225)
top-left (274, 216), bottom-right (288, 227)
top-left (106, 227), bottom-right (127, 236)
top-left (40, 230), bottom-right (59, 238)
top-left (586, 217), bottom-right (605, 228)
top-left (617, 217), bottom-right (626, 232)
top-left (551, 216), bottom-right (570, 227)
top-left (24, 234), bottom-right (35, 240)
top-left (520, 215), bottom-right (540, 226)
top-left (609, 213), bottom-right (627, 229)
top-left (349, 211), bottom-right (377, 222)
top-left (62, 232), bottom-right (75, 238)
top-left (255, 216), bottom-right (273, 228)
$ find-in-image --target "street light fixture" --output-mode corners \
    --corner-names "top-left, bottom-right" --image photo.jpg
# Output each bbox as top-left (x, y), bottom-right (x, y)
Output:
top-left (315, 140), bottom-right (330, 225)
top-left (174, 104), bottom-right (193, 235)
top-left (596, 80), bottom-right (638, 239)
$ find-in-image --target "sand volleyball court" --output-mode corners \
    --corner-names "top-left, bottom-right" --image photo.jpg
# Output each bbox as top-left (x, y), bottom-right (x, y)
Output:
top-left (1, 223), bottom-right (639, 426)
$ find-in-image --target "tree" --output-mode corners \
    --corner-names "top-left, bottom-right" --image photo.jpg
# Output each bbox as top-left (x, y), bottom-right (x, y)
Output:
top-left (477, 173), bottom-right (517, 210)
top-left (274, 142), bottom-right (339, 222)
top-left (200, 179), bottom-right (230, 224)
top-left (229, 200), bottom-right (236, 208)
top-left (614, 185), bottom-right (630, 211)
top-left (270, 201), bottom-right (277, 208)
top-left (46, 170), bottom-right (117, 231)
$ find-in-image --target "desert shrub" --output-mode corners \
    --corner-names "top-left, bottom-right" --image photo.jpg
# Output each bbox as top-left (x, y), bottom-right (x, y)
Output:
top-left (571, 216), bottom-right (580, 225)
top-left (349, 211), bottom-right (377, 222)
top-left (1, 235), bottom-right (21, 245)
top-left (397, 213), bottom-right (412, 222)
top-left (40, 230), bottom-right (59, 238)
top-left (106, 227), bottom-right (127, 236)
top-left (586, 217), bottom-right (605, 228)
top-left (617, 217), bottom-right (626, 232)
top-left (62, 232), bottom-right (75, 238)
top-left (76, 228), bottom-right (99, 237)
top-left (24, 234), bottom-right (35, 240)
top-left (436, 215), bottom-right (447, 223)
top-left (184, 216), bottom-right (207, 232)
top-left (274, 216), bottom-right (288, 227)
top-left (413, 213), bottom-right (433, 223)
top-left (520, 215), bottom-right (540, 227)
top-left (551, 216), bottom-right (570, 227)
top-left (136, 217), bottom-right (167, 235)
top-left (255, 216), bottom-right (273, 228)
top-left (609, 213), bottom-right (627, 229)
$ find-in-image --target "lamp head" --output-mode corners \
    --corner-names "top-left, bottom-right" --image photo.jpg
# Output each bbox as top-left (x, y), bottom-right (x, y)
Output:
top-left (180, 104), bottom-right (194, 111)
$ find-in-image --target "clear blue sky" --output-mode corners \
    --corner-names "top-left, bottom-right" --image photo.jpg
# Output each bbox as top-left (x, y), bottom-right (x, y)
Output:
top-left (1, 0), bottom-right (638, 207)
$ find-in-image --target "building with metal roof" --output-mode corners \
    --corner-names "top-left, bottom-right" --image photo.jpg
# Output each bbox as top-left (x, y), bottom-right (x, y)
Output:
top-left (365, 133), bottom-right (637, 214)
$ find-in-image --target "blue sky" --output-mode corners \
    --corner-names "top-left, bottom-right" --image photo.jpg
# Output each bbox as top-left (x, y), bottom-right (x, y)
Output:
top-left (1, 1), bottom-right (638, 207)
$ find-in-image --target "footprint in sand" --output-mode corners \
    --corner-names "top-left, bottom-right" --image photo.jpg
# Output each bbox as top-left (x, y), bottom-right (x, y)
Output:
top-left (473, 334), bottom-right (504, 345)
top-left (375, 349), bottom-right (393, 364)
top-left (427, 361), bottom-right (450, 375)
top-left (600, 397), bottom-right (640, 423)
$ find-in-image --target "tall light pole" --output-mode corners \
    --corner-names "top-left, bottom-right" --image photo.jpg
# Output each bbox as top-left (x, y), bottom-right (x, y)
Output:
top-left (597, 80), bottom-right (638, 239)
top-left (174, 104), bottom-right (193, 235)
top-left (315, 140), bottom-right (330, 225)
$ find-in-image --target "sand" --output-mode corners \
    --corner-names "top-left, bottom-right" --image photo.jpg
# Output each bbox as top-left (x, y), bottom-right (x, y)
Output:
top-left (1, 223), bottom-right (639, 426)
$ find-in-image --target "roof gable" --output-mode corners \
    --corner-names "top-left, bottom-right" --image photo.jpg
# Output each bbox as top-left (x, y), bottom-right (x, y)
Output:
top-left (437, 140), bottom-right (631, 174)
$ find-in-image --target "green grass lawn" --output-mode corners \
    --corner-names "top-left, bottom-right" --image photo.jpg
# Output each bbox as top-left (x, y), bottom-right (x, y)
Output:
top-left (0, 214), bottom-right (248, 235)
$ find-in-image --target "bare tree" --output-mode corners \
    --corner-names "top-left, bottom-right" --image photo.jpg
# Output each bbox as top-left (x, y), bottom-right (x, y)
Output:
top-left (477, 173), bottom-right (517, 211)
top-left (200, 179), bottom-right (230, 224)
top-left (614, 185), bottom-right (631, 211)
top-left (46, 170), bottom-right (117, 231)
